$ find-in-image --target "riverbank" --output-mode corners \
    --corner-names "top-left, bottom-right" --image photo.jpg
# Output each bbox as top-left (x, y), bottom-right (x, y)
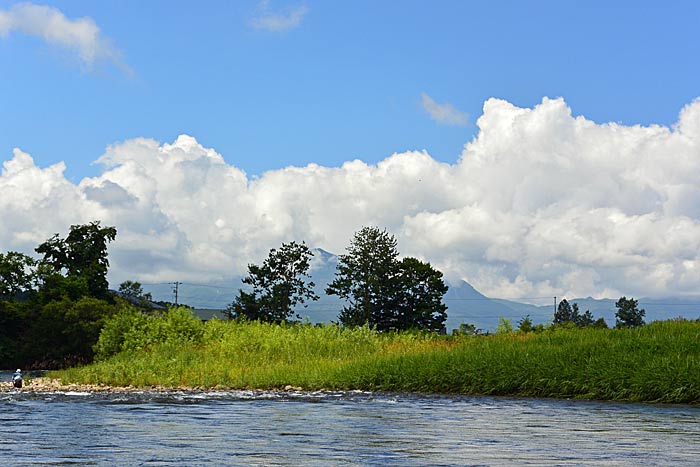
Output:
top-left (0, 377), bottom-right (304, 393)
top-left (0, 377), bottom-right (162, 393)
top-left (51, 316), bottom-right (700, 404)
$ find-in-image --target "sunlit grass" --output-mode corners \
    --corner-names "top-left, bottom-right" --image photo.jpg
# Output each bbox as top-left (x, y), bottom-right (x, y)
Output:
top-left (53, 315), bottom-right (700, 404)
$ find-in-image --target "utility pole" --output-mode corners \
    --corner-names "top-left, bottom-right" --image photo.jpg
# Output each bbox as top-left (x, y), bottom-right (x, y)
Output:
top-left (172, 281), bottom-right (181, 306)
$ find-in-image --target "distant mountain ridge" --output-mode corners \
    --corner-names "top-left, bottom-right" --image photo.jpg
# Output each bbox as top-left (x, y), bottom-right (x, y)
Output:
top-left (139, 249), bottom-right (700, 331)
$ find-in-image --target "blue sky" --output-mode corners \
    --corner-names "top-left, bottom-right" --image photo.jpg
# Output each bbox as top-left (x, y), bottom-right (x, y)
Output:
top-left (1, 1), bottom-right (700, 302)
top-left (2, 0), bottom-right (698, 181)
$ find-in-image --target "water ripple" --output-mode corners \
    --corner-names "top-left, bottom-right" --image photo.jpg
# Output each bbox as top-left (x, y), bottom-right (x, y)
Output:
top-left (1, 389), bottom-right (699, 466)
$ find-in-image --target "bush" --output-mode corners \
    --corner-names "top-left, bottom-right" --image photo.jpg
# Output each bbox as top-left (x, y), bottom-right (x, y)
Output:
top-left (93, 307), bottom-right (146, 361)
top-left (93, 307), bottom-right (204, 361)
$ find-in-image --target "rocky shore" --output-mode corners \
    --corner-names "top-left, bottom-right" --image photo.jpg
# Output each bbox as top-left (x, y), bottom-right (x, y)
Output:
top-left (0, 377), bottom-right (172, 393)
top-left (0, 378), bottom-right (304, 393)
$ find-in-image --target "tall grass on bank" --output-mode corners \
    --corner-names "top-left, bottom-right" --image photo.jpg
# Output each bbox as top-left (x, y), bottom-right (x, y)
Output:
top-left (54, 308), bottom-right (700, 404)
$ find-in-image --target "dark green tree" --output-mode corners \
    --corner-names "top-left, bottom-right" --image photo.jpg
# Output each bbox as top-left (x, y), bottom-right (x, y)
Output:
top-left (454, 322), bottom-right (481, 336)
top-left (228, 241), bottom-right (319, 323)
top-left (396, 257), bottom-right (448, 332)
top-left (327, 227), bottom-right (400, 329)
top-left (118, 280), bottom-right (153, 304)
top-left (554, 299), bottom-right (574, 325)
top-left (615, 296), bottom-right (645, 328)
top-left (119, 280), bottom-right (147, 298)
top-left (554, 299), bottom-right (596, 327)
top-left (327, 227), bottom-right (448, 331)
top-left (35, 221), bottom-right (117, 300)
top-left (575, 307), bottom-right (595, 327)
top-left (23, 296), bottom-right (118, 365)
top-left (517, 315), bottom-right (534, 333)
top-left (593, 317), bottom-right (608, 328)
top-left (0, 251), bottom-right (36, 299)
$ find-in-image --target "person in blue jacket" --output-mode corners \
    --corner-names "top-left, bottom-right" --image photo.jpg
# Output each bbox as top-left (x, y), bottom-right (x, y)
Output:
top-left (12, 369), bottom-right (23, 388)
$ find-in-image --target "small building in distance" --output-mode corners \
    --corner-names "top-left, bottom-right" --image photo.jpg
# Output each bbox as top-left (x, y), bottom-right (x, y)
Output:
top-left (193, 308), bottom-right (229, 322)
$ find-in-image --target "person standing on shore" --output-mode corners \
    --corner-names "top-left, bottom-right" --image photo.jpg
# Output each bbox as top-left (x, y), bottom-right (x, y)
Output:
top-left (12, 369), bottom-right (23, 389)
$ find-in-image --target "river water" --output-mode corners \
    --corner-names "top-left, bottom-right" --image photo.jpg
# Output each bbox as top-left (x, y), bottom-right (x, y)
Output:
top-left (1, 382), bottom-right (699, 466)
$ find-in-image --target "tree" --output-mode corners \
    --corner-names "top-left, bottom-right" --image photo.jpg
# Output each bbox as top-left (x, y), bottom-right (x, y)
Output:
top-left (517, 315), bottom-right (534, 333)
top-left (495, 316), bottom-right (513, 334)
top-left (454, 322), bottom-right (481, 336)
top-left (396, 257), bottom-right (448, 332)
top-left (593, 317), bottom-right (608, 329)
top-left (554, 299), bottom-right (574, 325)
top-left (228, 241), bottom-right (319, 323)
top-left (119, 280), bottom-right (147, 298)
top-left (23, 296), bottom-right (118, 365)
top-left (576, 307), bottom-right (595, 327)
top-left (327, 227), bottom-right (400, 329)
top-left (117, 280), bottom-right (155, 309)
top-left (35, 221), bottom-right (117, 299)
top-left (327, 227), bottom-right (448, 331)
top-left (0, 251), bottom-right (36, 299)
top-left (119, 280), bottom-right (152, 301)
top-left (615, 296), bottom-right (645, 328)
top-left (554, 299), bottom-right (595, 327)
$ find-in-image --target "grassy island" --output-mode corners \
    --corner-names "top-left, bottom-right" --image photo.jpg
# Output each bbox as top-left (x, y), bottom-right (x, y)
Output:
top-left (52, 307), bottom-right (700, 404)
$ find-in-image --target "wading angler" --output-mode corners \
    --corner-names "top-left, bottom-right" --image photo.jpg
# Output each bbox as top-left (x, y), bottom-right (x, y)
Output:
top-left (12, 369), bottom-right (23, 389)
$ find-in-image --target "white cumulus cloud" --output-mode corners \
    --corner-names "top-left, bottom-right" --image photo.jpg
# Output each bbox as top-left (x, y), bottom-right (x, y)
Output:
top-left (421, 93), bottom-right (468, 126)
top-left (0, 2), bottom-right (128, 71)
top-left (1, 97), bottom-right (700, 302)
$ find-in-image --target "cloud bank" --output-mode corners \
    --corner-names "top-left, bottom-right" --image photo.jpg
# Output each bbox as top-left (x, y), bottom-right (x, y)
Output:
top-left (2, 97), bottom-right (699, 302)
top-left (0, 2), bottom-right (127, 71)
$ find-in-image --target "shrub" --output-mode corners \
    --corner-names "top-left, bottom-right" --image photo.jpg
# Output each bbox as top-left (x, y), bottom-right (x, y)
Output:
top-left (93, 307), bottom-right (204, 361)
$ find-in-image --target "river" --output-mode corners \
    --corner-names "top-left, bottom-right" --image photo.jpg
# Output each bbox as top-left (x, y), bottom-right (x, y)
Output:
top-left (1, 380), bottom-right (699, 466)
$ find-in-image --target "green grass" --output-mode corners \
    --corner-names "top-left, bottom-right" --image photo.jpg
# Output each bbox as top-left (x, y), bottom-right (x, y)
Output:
top-left (53, 316), bottom-right (700, 404)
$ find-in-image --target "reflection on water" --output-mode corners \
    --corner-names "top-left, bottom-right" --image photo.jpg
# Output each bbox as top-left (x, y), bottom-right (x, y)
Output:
top-left (1, 385), bottom-right (699, 466)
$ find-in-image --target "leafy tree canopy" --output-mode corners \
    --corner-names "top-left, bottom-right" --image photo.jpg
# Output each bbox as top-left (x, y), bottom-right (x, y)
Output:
top-left (0, 251), bottom-right (36, 299)
top-left (35, 221), bottom-right (117, 300)
top-left (327, 226), bottom-right (448, 332)
top-left (615, 296), bottom-right (645, 328)
top-left (228, 241), bottom-right (319, 323)
top-left (554, 299), bottom-right (597, 328)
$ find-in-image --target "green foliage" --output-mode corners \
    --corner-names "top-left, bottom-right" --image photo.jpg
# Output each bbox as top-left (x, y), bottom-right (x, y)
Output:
top-left (34, 270), bottom-right (90, 304)
top-left (577, 308), bottom-right (595, 327)
top-left (517, 315), bottom-right (534, 333)
top-left (554, 299), bottom-right (574, 324)
top-left (554, 299), bottom-right (597, 327)
top-left (55, 319), bottom-right (700, 404)
top-left (395, 257), bottom-right (448, 332)
top-left (22, 296), bottom-right (120, 365)
top-left (116, 280), bottom-right (156, 310)
top-left (327, 226), bottom-right (448, 331)
top-left (615, 296), bottom-right (645, 328)
top-left (0, 221), bottom-right (138, 368)
top-left (118, 280), bottom-right (152, 301)
top-left (94, 306), bottom-right (204, 361)
top-left (333, 321), bottom-right (700, 403)
top-left (0, 300), bottom-right (22, 364)
top-left (0, 251), bottom-right (36, 299)
top-left (228, 241), bottom-right (319, 323)
top-left (327, 227), bottom-right (400, 329)
top-left (593, 317), bottom-right (609, 328)
top-left (495, 317), bottom-right (513, 334)
top-left (93, 307), bottom-right (147, 361)
top-left (454, 322), bottom-right (481, 336)
top-left (35, 221), bottom-right (117, 300)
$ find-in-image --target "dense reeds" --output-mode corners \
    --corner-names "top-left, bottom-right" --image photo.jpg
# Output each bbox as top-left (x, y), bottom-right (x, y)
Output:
top-left (54, 309), bottom-right (700, 404)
